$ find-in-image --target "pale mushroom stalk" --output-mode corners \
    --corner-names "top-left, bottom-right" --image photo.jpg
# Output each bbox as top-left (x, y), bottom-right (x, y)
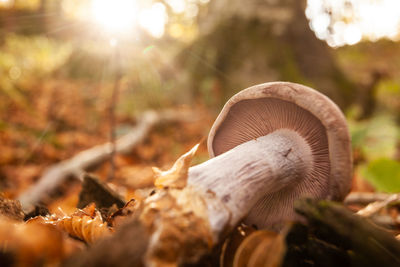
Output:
top-left (188, 129), bottom-right (312, 229)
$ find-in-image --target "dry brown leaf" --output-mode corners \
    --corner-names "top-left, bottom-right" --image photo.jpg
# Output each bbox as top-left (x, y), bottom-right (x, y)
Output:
top-left (153, 143), bottom-right (199, 189)
top-left (0, 216), bottom-right (65, 266)
top-left (0, 196), bottom-right (25, 221)
top-left (232, 230), bottom-right (286, 267)
top-left (220, 225), bottom-right (257, 267)
top-left (118, 165), bottom-right (156, 189)
top-left (247, 233), bottom-right (285, 267)
top-left (28, 203), bottom-right (112, 244)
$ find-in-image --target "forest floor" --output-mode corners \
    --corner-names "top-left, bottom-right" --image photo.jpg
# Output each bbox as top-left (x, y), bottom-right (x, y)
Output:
top-left (1, 79), bottom-right (400, 266)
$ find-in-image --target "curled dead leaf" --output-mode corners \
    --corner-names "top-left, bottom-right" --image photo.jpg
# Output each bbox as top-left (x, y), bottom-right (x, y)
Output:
top-left (27, 203), bottom-right (112, 244)
top-left (220, 224), bottom-right (257, 267)
top-left (154, 143), bottom-right (199, 189)
top-left (231, 230), bottom-right (286, 267)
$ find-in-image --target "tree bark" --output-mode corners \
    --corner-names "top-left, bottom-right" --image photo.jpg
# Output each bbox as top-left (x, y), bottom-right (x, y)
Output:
top-left (179, 0), bottom-right (356, 108)
top-left (292, 199), bottom-right (400, 266)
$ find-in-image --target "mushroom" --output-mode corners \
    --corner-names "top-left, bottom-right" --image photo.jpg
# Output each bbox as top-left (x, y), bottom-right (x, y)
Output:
top-left (188, 81), bottom-right (352, 231)
top-left (62, 82), bottom-right (352, 266)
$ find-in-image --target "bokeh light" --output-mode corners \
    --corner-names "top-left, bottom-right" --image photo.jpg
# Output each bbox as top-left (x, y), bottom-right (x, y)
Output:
top-left (57, 0), bottom-right (209, 39)
top-left (91, 0), bottom-right (137, 34)
top-left (89, 0), bottom-right (170, 38)
top-left (306, 0), bottom-right (400, 47)
top-left (0, 0), bottom-right (12, 8)
top-left (138, 3), bottom-right (168, 38)
top-left (166, 0), bottom-right (186, 13)
top-left (9, 66), bottom-right (21, 80)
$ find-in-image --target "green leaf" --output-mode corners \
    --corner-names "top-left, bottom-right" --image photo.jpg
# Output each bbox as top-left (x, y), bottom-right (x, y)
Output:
top-left (362, 158), bottom-right (400, 193)
top-left (348, 115), bottom-right (400, 160)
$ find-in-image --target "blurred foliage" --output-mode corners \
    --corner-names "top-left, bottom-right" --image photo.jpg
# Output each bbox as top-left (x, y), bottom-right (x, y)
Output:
top-left (13, 0), bottom-right (41, 10)
top-left (0, 0), bottom-right (40, 10)
top-left (0, 0), bottom-right (399, 194)
top-left (350, 115), bottom-right (400, 192)
top-left (350, 115), bottom-right (399, 161)
top-left (362, 159), bottom-right (400, 192)
top-left (338, 40), bottom-right (400, 192)
top-left (376, 79), bottom-right (400, 116)
top-left (0, 34), bottom-right (72, 107)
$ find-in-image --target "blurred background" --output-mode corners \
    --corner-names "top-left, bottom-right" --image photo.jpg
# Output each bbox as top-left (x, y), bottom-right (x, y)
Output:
top-left (0, 0), bottom-right (400, 207)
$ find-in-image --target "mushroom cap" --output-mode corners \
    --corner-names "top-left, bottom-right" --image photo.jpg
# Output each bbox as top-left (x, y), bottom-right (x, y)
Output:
top-left (208, 82), bottom-right (352, 229)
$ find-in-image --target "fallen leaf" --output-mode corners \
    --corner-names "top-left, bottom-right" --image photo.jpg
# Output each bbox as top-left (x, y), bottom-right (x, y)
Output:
top-left (233, 230), bottom-right (286, 267)
top-left (0, 216), bottom-right (65, 266)
top-left (28, 203), bottom-right (112, 244)
top-left (154, 143), bottom-right (199, 189)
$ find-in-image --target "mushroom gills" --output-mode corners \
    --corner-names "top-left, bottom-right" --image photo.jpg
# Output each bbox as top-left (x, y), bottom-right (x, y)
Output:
top-left (212, 98), bottom-right (330, 177)
top-left (214, 98), bottom-right (332, 229)
top-left (191, 97), bottom-right (332, 230)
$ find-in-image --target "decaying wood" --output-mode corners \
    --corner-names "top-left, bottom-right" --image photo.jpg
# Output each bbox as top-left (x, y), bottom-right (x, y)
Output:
top-left (69, 197), bottom-right (400, 267)
top-left (283, 222), bottom-right (350, 267)
top-left (18, 110), bottom-right (197, 213)
top-left (292, 199), bottom-right (400, 267)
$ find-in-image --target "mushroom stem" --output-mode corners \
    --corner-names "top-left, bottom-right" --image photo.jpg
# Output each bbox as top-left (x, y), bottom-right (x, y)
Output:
top-left (188, 129), bottom-right (313, 230)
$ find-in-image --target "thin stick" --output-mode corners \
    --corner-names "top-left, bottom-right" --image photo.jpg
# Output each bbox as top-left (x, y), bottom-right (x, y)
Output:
top-left (356, 193), bottom-right (400, 217)
top-left (18, 110), bottom-right (198, 213)
top-left (344, 192), bottom-right (392, 206)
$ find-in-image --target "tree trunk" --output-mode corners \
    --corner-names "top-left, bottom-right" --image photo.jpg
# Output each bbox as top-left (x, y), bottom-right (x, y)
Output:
top-left (179, 0), bottom-right (356, 109)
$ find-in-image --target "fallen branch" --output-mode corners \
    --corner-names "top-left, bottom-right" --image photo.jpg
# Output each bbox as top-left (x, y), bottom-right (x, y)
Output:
top-left (293, 199), bottom-right (400, 266)
top-left (18, 110), bottom-right (197, 213)
top-left (344, 192), bottom-right (393, 206)
top-left (367, 214), bottom-right (400, 229)
top-left (356, 193), bottom-right (400, 217)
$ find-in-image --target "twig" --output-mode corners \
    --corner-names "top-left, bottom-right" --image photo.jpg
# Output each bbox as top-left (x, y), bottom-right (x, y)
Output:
top-left (356, 193), bottom-right (400, 217)
top-left (367, 214), bottom-right (400, 229)
top-left (344, 192), bottom-right (392, 206)
top-left (18, 110), bottom-right (198, 213)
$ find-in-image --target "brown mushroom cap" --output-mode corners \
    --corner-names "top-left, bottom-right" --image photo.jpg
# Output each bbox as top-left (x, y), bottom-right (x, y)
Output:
top-left (208, 82), bottom-right (352, 229)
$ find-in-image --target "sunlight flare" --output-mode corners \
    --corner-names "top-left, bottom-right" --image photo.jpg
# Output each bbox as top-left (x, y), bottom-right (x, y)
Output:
top-left (138, 3), bottom-right (168, 38)
top-left (89, 0), bottom-right (168, 38)
top-left (91, 0), bottom-right (137, 33)
top-left (0, 0), bottom-right (12, 8)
